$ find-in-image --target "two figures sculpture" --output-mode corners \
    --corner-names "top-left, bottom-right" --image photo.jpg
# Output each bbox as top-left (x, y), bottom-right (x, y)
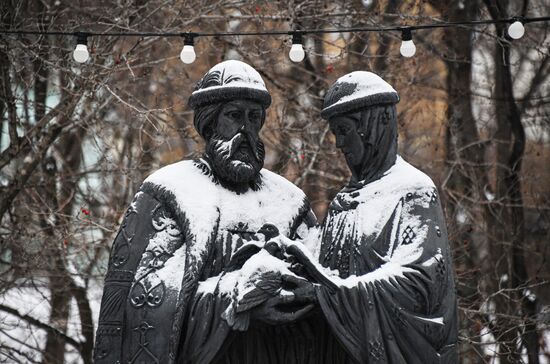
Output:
top-left (94, 60), bottom-right (458, 364)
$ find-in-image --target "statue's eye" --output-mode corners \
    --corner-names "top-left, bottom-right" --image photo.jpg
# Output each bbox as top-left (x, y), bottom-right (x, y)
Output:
top-left (249, 111), bottom-right (262, 123)
top-left (227, 110), bottom-right (242, 119)
top-left (338, 126), bottom-right (349, 135)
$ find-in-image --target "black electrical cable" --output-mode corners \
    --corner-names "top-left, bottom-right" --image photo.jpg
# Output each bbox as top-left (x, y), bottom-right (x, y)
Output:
top-left (0, 16), bottom-right (549, 38)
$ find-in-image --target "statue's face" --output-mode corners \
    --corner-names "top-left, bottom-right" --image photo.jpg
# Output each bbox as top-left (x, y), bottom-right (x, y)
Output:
top-left (205, 99), bottom-right (265, 188)
top-left (214, 99), bottom-right (263, 162)
top-left (329, 112), bottom-right (364, 170)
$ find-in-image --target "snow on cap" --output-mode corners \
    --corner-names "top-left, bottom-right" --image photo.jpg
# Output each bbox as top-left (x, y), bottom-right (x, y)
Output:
top-left (188, 60), bottom-right (271, 109)
top-left (321, 71), bottom-right (399, 119)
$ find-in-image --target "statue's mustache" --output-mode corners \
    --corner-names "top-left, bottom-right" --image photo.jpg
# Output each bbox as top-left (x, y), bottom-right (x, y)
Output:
top-left (215, 133), bottom-right (261, 162)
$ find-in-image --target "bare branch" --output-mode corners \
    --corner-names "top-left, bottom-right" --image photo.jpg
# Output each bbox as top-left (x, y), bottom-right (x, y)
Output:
top-left (0, 303), bottom-right (82, 352)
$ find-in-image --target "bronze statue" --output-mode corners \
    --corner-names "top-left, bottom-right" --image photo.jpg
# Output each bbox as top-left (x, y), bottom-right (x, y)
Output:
top-left (94, 65), bottom-right (458, 364)
top-left (263, 71), bottom-right (459, 363)
top-left (94, 60), bottom-right (318, 364)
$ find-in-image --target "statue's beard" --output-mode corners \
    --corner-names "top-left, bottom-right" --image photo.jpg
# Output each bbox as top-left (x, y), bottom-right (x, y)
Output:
top-left (206, 132), bottom-right (265, 190)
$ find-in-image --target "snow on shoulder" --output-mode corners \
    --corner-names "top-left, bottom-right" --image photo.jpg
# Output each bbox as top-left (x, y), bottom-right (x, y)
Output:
top-left (259, 167), bottom-right (306, 200)
top-left (355, 155), bottom-right (435, 200)
top-left (327, 156), bottom-right (436, 249)
top-left (142, 159), bottom-right (307, 259)
top-left (143, 160), bottom-right (218, 260)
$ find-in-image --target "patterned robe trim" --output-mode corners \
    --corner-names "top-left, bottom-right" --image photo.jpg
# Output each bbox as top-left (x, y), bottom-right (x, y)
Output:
top-left (94, 191), bottom-right (161, 363)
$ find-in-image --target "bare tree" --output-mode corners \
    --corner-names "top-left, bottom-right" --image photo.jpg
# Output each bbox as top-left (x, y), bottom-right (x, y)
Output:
top-left (1, 1), bottom-right (549, 363)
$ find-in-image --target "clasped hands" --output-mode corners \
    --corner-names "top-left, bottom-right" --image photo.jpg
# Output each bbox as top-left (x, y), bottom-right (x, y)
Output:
top-left (250, 273), bottom-right (317, 325)
top-left (230, 224), bottom-right (319, 325)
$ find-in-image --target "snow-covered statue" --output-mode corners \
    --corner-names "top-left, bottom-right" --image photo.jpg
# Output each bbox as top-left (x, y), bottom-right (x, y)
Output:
top-left (93, 60), bottom-right (318, 364)
top-left (263, 71), bottom-right (459, 363)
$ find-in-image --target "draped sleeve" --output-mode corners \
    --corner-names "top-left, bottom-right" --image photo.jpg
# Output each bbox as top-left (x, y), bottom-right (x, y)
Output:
top-left (94, 190), bottom-right (179, 363)
top-left (316, 188), bottom-right (458, 364)
top-left (176, 274), bottom-right (234, 363)
top-left (94, 188), bottom-right (199, 364)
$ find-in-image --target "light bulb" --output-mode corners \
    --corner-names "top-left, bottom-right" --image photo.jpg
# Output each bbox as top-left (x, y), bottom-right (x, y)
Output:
top-left (361, 0), bottom-right (373, 9)
top-left (400, 28), bottom-right (416, 58)
top-left (73, 32), bottom-right (89, 63)
top-left (289, 44), bottom-right (305, 62)
top-left (508, 20), bottom-right (525, 39)
top-left (400, 40), bottom-right (416, 57)
top-left (180, 45), bottom-right (196, 64)
top-left (180, 33), bottom-right (196, 64)
top-left (73, 44), bottom-right (89, 63)
top-left (289, 32), bottom-right (305, 62)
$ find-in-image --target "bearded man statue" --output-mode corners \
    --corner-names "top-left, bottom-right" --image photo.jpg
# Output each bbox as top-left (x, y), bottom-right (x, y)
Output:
top-left (93, 60), bottom-right (318, 364)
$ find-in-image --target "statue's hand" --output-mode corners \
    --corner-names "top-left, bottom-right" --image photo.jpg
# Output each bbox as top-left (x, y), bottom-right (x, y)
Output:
top-left (280, 274), bottom-right (317, 304)
top-left (285, 244), bottom-right (339, 293)
top-left (250, 290), bottom-right (314, 325)
top-left (249, 274), bottom-right (317, 325)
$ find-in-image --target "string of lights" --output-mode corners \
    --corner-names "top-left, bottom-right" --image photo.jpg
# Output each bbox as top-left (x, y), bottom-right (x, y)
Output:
top-left (1, 16), bottom-right (549, 64)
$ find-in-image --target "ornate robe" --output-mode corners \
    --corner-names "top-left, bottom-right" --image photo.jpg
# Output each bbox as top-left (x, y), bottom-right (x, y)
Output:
top-left (313, 156), bottom-right (458, 363)
top-left (93, 159), bottom-right (316, 364)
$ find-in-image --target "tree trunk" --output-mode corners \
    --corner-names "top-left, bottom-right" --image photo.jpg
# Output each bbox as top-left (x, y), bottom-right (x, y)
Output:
top-left (491, 22), bottom-right (538, 363)
top-left (429, 2), bottom-right (490, 361)
top-left (70, 281), bottom-right (94, 364)
top-left (40, 157), bottom-right (71, 364)
top-left (42, 255), bottom-right (72, 364)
